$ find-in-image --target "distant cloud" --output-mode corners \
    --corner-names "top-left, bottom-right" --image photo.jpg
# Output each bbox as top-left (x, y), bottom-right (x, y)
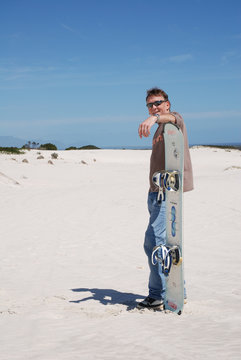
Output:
top-left (0, 33), bottom-right (20, 39)
top-left (168, 54), bottom-right (193, 63)
top-left (61, 23), bottom-right (86, 40)
top-left (156, 53), bottom-right (193, 66)
top-left (221, 51), bottom-right (235, 62)
top-left (221, 51), bottom-right (240, 64)
top-left (183, 111), bottom-right (241, 119)
top-left (0, 65), bottom-right (57, 82)
top-left (8, 112), bottom-right (241, 127)
top-left (61, 23), bottom-right (76, 33)
top-left (228, 33), bottom-right (241, 40)
top-left (0, 115), bottom-right (141, 127)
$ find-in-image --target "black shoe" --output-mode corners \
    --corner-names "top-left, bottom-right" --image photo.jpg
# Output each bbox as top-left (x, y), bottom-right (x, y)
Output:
top-left (137, 296), bottom-right (164, 310)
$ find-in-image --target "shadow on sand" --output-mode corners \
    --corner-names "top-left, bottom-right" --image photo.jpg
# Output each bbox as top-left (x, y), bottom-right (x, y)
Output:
top-left (70, 288), bottom-right (145, 311)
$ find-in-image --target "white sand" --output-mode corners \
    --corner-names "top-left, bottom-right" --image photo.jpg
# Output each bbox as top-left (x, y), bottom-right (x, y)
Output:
top-left (0, 147), bottom-right (241, 360)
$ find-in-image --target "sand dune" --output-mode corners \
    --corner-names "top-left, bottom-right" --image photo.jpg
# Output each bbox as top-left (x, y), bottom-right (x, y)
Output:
top-left (0, 148), bottom-right (241, 360)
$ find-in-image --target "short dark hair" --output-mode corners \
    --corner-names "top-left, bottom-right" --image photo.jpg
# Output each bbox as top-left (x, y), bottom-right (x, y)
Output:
top-left (146, 87), bottom-right (169, 102)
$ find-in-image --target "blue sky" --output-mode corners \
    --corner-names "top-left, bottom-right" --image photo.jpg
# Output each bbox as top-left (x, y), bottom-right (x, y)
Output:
top-left (0, 0), bottom-right (240, 148)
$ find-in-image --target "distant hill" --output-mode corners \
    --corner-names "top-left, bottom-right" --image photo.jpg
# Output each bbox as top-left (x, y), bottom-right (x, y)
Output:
top-left (0, 136), bottom-right (65, 150)
top-left (0, 136), bottom-right (28, 148)
top-left (65, 145), bottom-right (100, 150)
top-left (190, 143), bottom-right (241, 151)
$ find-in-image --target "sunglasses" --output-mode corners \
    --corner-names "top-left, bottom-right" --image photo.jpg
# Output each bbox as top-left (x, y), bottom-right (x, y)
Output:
top-left (146, 100), bottom-right (167, 109)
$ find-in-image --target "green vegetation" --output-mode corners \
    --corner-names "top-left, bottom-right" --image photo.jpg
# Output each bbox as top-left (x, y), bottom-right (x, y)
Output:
top-left (22, 141), bottom-right (40, 149)
top-left (0, 147), bottom-right (25, 154)
top-left (51, 152), bottom-right (58, 159)
top-left (39, 143), bottom-right (57, 150)
top-left (0, 143), bottom-right (99, 154)
top-left (22, 141), bottom-right (57, 150)
top-left (65, 145), bottom-right (100, 150)
top-left (65, 146), bottom-right (78, 150)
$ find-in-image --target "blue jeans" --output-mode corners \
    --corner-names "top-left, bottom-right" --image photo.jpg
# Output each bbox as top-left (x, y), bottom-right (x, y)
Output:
top-left (144, 192), bottom-right (166, 300)
top-left (144, 192), bottom-right (187, 300)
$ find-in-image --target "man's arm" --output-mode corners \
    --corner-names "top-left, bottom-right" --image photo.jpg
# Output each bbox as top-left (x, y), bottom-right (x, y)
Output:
top-left (138, 113), bottom-right (175, 138)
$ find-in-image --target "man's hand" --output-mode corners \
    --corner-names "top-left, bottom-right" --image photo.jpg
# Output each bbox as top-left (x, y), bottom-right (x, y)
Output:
top-left (138, 116), bottom-right (156, 138)
top-left (138, 113), bottom-right (176, 138)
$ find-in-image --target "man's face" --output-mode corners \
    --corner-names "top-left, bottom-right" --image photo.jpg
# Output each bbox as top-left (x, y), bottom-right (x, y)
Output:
top-left (146, 95), bottom-right (170, 116)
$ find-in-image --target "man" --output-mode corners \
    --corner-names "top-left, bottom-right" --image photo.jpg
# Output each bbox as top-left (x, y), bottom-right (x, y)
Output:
top-left (137, 87), bottom-right (194, 310)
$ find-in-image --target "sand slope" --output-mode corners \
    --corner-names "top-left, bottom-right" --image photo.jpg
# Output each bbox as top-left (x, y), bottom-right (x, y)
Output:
top-left (0, 148), bottom-right (241, 359)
